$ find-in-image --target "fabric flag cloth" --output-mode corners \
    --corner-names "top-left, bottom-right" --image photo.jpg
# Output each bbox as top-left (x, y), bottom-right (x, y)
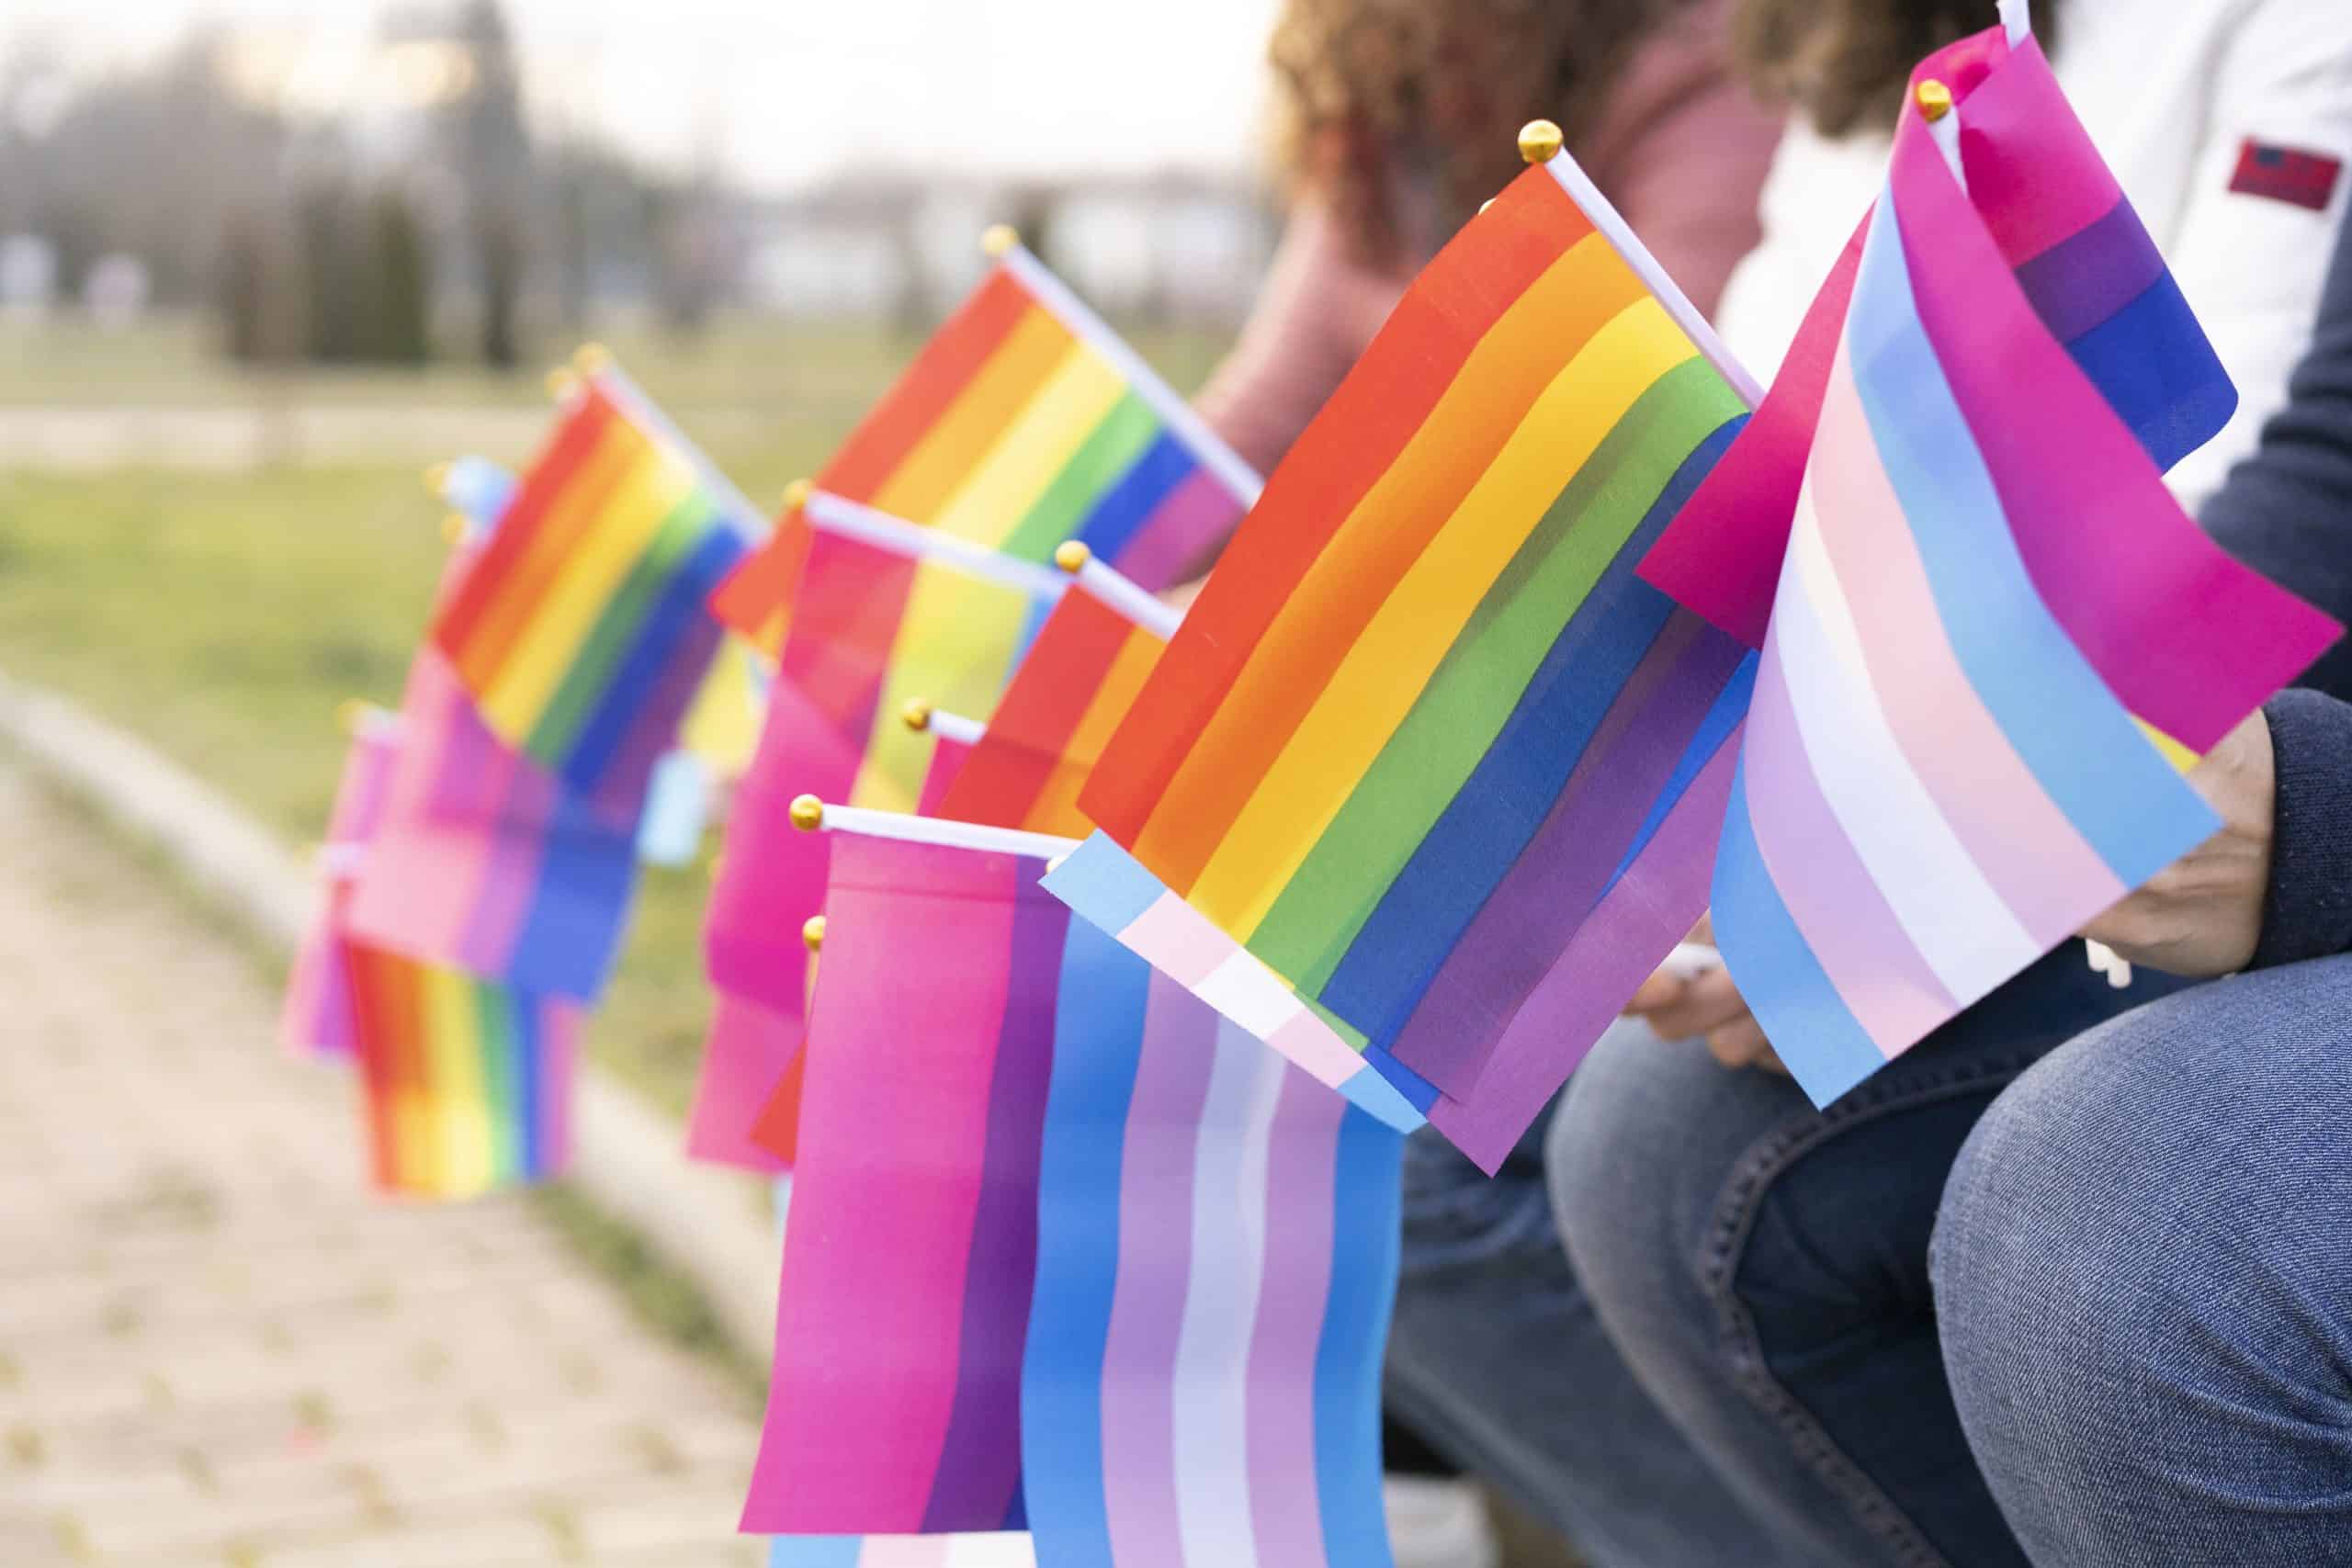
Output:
top-left (1708, 75), bottom-right (2342, 1109)
top-left (709, 242), bottom-right (1257, 660)
top-left (695, 529), bottom-right (1053, 1164)
top-left (1639, 26), bottom-right (2240, 649)
top-left (1077, 155), bottom-right (1753, 1167)
top-left (767, 1537), bottom-right (1037, 1568)
top-left (345, 644), bottom-right (643, 1003)
top-left (1022, 915), bottom-right (1400, 1568)
top-left (1044, 837), bottom-right (1427, 1136)
top-left (934, 583), bottom-right (1168, 837)
top-left (742, 832), bottom-right (1061, 1536)
top-left (280, 713), bottom-right (400, 1056)
top-left (342, 941), bottom-right (578, 1199)
top-left (431, 373), bottom-right (749, 812)
top-left (918, 726), bottom-right (978, 818)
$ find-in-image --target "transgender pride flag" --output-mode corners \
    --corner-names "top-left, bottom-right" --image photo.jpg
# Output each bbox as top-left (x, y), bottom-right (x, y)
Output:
top-left (1713, 75), bottom-right (2340, 1108)
top-left (1642, 22), bottom-right (2240, 650)
top-left (1023, 917), bottom-right (1398, 1568)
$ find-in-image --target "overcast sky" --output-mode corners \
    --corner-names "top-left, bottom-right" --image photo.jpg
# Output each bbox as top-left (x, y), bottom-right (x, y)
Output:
top-left (3, 0), bottom-right (1284, 189)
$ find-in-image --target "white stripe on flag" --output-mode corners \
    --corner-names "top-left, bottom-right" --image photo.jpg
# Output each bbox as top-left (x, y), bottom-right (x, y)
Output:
top-left (1171, 1031), bottom-right (1280, 1568)
top-left (1777, 487), bottom-right (2038, 1002)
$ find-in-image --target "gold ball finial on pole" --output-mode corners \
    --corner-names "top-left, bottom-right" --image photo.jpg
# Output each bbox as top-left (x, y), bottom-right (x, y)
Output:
top-left (788, 794), bottom-right (825, 832)
top-left (781, 478), bottom-right (812, 515)
top-left (335, 698), bottom-right (370, 736)
top-left (424, 461), bottom-right (452, 498)
top-left (1916, 80), bottom-right (1954, 122)
top-left (1053, 539), bottom-right (1092, 574)
top-left (1518, 119), bottom-right (1564, 165)
top-left (802, 915), bottom-right (827, 953)
top-left (901, 699), bottom-right (934, 733)
top-left (440, 513), bottom-right (469, 547)
top-left (572, 342), bottom-right (613, 377)
top-left (981, 224), bottom-right (1020, 259)
top-left (545, 367), bottom-right (581, 401)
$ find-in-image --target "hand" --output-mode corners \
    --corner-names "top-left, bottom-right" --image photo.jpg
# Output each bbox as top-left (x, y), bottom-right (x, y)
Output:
top-left (2082, 708), bottom-right (2276, 976)
top-left (1624, 959), bottom-right (1787, 1076)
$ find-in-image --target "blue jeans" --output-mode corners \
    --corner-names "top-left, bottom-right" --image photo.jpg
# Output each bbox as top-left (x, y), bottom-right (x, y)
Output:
top-left (1542, 946), bottom-right (2188, 1567)
top-left (1385, 1100), bottom-right (1806, 1567)
top-left (1933, 953), bottom-right (2352, 1567)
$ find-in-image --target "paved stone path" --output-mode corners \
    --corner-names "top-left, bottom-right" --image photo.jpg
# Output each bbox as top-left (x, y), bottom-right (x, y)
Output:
top-left (0, 763), bottom-right (765, 1566)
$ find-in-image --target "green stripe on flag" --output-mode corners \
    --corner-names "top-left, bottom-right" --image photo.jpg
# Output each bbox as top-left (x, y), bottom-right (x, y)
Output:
top-left (999, 389), bottom-right (1163, 562)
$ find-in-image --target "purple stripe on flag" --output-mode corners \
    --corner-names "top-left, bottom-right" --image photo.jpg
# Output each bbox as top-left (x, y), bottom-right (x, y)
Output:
top-left (1430, 733), bottom-right (1739, 1174)
top-left (1245, 1071), bottom-right (1340, 1567)
top-left (1101, 976), bottom-right (1216, 1568)
top-left (1742, 617), bottom-right (1955, 1050)
top-left (921, 875), bottom-right (1065, 1533)
top-left (1386, 614), bottom-right (1744, 1099)
top-left (1112, 468), bottom-right (1245, 594)
top-left (2007, 197), bottom-right (2165, 347)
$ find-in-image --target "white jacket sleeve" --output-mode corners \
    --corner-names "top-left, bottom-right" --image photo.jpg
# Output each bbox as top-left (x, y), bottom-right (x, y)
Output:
top-left (2161, 0), bottom-right (2352, 509)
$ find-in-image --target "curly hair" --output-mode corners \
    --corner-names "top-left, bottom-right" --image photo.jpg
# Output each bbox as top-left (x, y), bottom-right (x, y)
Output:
top-left (1730, 0), bottom-right (2064, 138)
top-left (1267, 0), bottom-right (1695, 263)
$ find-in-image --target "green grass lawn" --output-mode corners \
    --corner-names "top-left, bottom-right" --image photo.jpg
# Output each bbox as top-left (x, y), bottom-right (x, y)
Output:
top-left (0, 316), bottom-right (1228, 1113)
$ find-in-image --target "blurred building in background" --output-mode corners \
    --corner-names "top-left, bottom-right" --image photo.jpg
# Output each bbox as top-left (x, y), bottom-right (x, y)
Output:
top-left (0, 0), bottom-right (1276, 374)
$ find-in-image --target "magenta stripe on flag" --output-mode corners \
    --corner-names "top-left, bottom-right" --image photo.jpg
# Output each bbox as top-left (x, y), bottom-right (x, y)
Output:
top-left (1808, 350), bottom-right (2123, 942)
top-left (1244, 1069), bottom-right (1340, 1566)
top-left (1946, 38), bottom-right (2119, 266)
top-left (1100, 974), bottom-right (1216, 1568)
top-left (741, 842), bottom-right (1015, 1532)
top-left (1743, 623), bottom-right (1953, 1049)
top-left (1113, 468), bottom-right (1241, 594)
top-left (1891, 124), bottom-right (2341, 751)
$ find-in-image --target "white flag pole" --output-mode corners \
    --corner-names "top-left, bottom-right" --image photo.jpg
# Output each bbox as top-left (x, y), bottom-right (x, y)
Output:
top-left (786, 795), bottom-right (1079, 862)
top-left (802, 489), bottom-right (1069, 603)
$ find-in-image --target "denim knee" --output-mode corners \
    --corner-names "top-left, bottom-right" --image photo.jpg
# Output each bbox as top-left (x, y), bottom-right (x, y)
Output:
top-left (1934, 961), bottom-right (2352, 1568)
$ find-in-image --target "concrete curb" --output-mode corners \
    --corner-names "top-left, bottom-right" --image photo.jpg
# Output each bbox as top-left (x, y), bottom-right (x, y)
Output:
top-left (0, 671), bottom-right (780, 1361)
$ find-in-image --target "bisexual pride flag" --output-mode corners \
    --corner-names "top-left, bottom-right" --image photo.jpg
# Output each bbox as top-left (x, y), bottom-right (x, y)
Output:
top-left (1706, 66), bottom-right (2340, 1108)
top-left (1640, 22), bottom-right (2241, 649)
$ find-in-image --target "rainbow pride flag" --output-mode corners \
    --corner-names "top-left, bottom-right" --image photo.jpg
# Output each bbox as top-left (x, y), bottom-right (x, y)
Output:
top-left (280, 709), bottom-right (400, 1057)
top-left (709, 237), bottom-right (1257, 657)
top-left (1640, 23), bottom-right (2238, 649)
top-left (1022, 916), bottom-right (1400, 1568)
top-left (742, 831), bottom-right (1060, 1535)
top-left (935, 577), bottom-right (1170, 836)
top-left (432, 370), bottom-right (751, 807)
top-left (343, 941), bottom-right (577, 1199)
top-left (1710, 74), bottom-right (2341, 1108)
top-left (1078, 153), bottom-right (1754, 1148)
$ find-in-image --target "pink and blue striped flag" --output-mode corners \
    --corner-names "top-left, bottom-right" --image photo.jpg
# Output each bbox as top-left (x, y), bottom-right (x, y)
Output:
top-left (1640, 22), bottom-right (2240, 649)
top-left (1709, 66), bottom-right (2341, 1108)
top-left (1022, 915), bottom-right (1399, 1568)
top-left (768, 1536), bottom-right (1036, 1567)
top-left (281, 709), bottom-right (400, 1057)
top-left (742, 831), bottom-right (1060, 1536)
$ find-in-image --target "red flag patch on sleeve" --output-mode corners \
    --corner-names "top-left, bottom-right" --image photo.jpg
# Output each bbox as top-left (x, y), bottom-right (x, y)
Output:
top-left (2230, 141), bottom-right (2345, 212)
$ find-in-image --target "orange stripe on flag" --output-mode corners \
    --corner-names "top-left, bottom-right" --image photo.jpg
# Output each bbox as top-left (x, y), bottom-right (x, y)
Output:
top-left (437, 392), bottom-right (615, 652)
top-left (1081, 170), bottom-right (1594, 847)
top-left (867, 307), bottom-right (1076, 523)
top-left (1126, 228), bottom-right (1643, 891)
top-left (823, 268), bottom-right (1039, 501)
